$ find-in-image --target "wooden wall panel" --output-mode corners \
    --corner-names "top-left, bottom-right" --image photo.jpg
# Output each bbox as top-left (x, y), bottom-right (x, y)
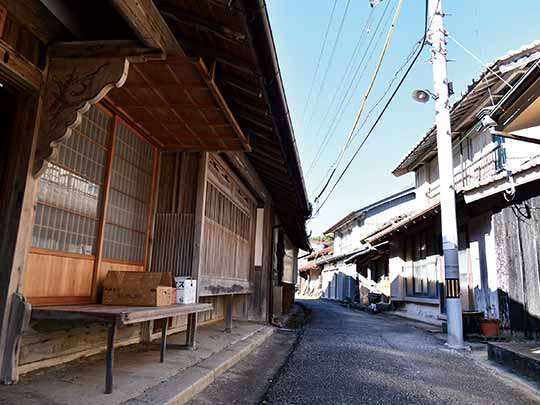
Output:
top-left (23, 251), bottom-right (94, 301)
top-left (151, 213), bottom-right (194, 276)
top-left (201, 156), bottom-right (255, 284)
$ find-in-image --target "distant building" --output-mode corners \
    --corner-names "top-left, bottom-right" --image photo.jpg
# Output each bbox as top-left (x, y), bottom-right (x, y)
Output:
top-left (318, 187), bottom-right (416, 302)
top-left (298, 245), bottom-right (333, 298)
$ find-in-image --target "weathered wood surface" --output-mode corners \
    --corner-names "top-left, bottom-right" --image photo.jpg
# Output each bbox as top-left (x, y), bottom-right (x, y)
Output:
top-left (198, 277), bottom-right (252, 297)
top-left (109, 0), bottom-right (184, 57)
top-left (48, 40), bottom-right (164, 62)
top-left (151, 213), bottom-right (195, 276)
top-left (493, 197), bottom-right (540, 333)
top-left (0, 293), bottom-right (31, 384)
top-left (0, 93), bottom-right (40, 384)
top-left (191, 153), bottom-right (208, 290)
top-left (107, 59), bottom-right (249, 151)
top-left (0, 39), bottom-right (42, 89)
top-left (31, 303), bottom-right (213, 326)
top-left (33, 57), bottom-right (129, 176)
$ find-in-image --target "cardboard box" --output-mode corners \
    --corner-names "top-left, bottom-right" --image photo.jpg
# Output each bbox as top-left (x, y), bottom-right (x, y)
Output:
top-left (102, 271), bottom-right (176, 306)
top-left (175, 277), bottom-right (197, 304)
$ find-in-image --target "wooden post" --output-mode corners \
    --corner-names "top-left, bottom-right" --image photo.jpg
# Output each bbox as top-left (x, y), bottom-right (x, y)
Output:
top-left (159, 318), bottom-right (168, 363)
top-left (186, 152), bottom-right (209, 348)
top-left (0, 93), bottom-right (41, 384)
top-left (105, 321), bottom-right (117, 394)
top-left (90, 114), bottom-right (117, 301)
top-left (224, 294), bottom-right (234, 333)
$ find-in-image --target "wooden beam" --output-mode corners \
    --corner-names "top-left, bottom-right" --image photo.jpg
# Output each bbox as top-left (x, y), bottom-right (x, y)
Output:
top-left (159, 7), bottom-right (247, 45)
top-left (223, 152), bottom-right (271, 202)
top-left (0, 0), bottom-right (68, 43)
top-left (0, 39), bottom-right (42, 90)
top-left (49, 40), bottom-right (164, 62)
top-left (177, 37), bottom-right (259, 77)
top-left (236, 113), bottom-right (274, 132)
top-left (109, 0), bottom-right (184, 57)
top-left (195, 58), bottom-right (251, 152)
top-left (198, 277), bottom-right (252, 297)
top-left (222, 79), bottom-right (263, 99)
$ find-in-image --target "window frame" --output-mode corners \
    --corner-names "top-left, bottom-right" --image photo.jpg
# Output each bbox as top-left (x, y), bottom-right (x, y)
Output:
top-left (28, 103), bottom-right (159, 305)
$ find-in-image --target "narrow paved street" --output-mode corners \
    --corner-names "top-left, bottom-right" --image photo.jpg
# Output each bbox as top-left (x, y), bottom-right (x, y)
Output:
top-left (263, 299), bottom-right (538, 405)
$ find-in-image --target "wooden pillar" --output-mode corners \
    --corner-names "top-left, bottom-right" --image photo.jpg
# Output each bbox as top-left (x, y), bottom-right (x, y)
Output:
top-left (0, 93), bottom-right (41, 384)
top-left (186, 152), bottom-right (208, 348)
top-left (224, 294), bottom-right (234, 333)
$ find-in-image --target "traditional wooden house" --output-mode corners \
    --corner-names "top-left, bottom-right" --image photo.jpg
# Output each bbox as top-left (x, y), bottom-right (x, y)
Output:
top-left (369, 42), bottom-right (540, 333)
top-left (0, 0), bottom-right (309, 385)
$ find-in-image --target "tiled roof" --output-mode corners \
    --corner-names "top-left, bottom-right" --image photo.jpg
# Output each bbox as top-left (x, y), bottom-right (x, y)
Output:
top-left (393, 41), bottom-right (540, 176)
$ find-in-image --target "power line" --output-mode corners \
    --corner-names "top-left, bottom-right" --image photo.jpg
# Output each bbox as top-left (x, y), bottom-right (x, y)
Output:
top-left (310, 35), bottom-right (422, 200)
top-left (303, 0), bottom-right (352, 137)
top-left (306, 0), bottom-right (393, 178)
top-left (299, 0), bottom-right (339, 127)
top-left (314, 0), bottom-right (405, 202)
top-left (304, 6), bottom-right (376, 175)
top-left (313, 0), bottom-right (429, 217)
top-left (448, 34), bottom-right (514, 88)
top-left (309, 1), bottom-right (398, 195)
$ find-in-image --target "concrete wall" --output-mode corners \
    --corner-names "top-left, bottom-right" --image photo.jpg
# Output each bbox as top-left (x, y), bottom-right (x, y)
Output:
top-left (397, 302), bottom-right (441, 321)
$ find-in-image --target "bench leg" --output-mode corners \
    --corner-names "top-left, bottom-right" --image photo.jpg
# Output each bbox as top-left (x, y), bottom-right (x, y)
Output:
top-left (160, 318), bottom-right (169, 363)
top-left (224, 295), bottom-right (233, 333)
top-left (185, 313), bottom-right (197, 349)
top-left (105, 321), bottom-right (117, 394)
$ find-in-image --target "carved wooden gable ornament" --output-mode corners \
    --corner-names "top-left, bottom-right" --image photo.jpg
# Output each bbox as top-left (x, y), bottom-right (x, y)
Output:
top-left (33, 57), bottom-right (130, 176)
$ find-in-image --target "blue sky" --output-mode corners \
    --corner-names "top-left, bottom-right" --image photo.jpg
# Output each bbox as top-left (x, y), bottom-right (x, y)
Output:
top-left (266, 0), bottom-right (539, 236)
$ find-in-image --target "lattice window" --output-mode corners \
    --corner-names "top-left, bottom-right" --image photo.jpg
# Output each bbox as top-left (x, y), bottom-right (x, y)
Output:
top-left (205, 182), bottom-right (251, 240)
top-left (103, 121), bottom-right (154, 263)
top-left (32, 106), bottom-right (111, 255)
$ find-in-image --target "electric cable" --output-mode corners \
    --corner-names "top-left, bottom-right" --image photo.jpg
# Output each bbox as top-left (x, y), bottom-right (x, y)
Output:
top-left (314, 0), bottom-right (405, 203)
top-left (310, 33), bottom-right (422, 199)
top-left (306, 0), bottom-right (393, 177)
top-left (303, 0), bottom-right (352, 137)
top-left (299, 0), bottom-right (339, 127)
top-left (313, 0), bottom-right (429, 217)
top-left (304, 6), bottom-right (376, 175)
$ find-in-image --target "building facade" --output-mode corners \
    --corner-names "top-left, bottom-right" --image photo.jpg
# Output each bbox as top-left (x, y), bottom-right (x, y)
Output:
top-left (369, 42), bottom-right (540, 332)
top-left (0, 0), bottom-right (310, 383)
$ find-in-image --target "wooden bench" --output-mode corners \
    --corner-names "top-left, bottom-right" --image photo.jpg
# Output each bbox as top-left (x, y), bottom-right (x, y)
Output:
top-left (31, 303), bottom-right (213, 394)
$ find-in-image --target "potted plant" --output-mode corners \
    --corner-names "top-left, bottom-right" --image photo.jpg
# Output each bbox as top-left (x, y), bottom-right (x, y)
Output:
top-left (479, 305), bottom-right (500, 337)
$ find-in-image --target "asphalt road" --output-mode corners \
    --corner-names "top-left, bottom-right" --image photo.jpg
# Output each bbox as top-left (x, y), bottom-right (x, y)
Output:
top-left (264, 299), bottom-right (539, 405)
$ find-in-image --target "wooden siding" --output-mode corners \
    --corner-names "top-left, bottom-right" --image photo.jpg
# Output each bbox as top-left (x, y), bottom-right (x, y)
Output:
top-left (23, 250), bottom-right (94, 301)
top-left (493, 197), bottom-right (540, 333)
top-left (151, 213), bottom-right (194, 276)
top-left (200, 155), bottom-right (255, 288)
top-left (150, 151), bottom-right (199, 277)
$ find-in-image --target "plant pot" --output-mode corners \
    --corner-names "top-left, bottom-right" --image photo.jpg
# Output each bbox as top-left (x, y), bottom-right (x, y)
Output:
top-left (479, 319), bottom-right (500, 337)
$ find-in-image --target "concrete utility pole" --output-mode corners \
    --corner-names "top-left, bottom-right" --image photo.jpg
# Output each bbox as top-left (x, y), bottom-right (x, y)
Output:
top-left (428, 0), bottom-right (464, 348)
